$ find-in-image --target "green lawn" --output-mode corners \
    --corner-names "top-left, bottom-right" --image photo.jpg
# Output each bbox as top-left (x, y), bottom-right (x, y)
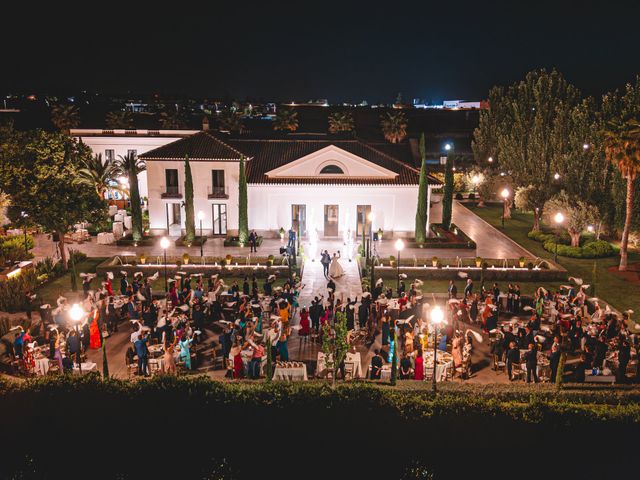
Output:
top-left (466, 203), bottom-right (640, 316)
top-left (36, 257), bottom-right (107, 305)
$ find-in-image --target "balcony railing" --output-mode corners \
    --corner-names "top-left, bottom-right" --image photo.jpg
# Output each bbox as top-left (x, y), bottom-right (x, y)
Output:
top-left (208, 185), bottom-right (229, 199)
top-left (161, 185), bottom-right (182, 199)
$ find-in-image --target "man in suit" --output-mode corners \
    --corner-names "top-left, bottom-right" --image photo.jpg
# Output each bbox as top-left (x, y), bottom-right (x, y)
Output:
top-left (309, 297), bottom-right (322, 332)
top-left (525, 343), bottom-right (539, 383)
top-left (320, 250), bottom-right (331, 278)
top-left (448, 280), bottom-right (457, 299)
top-left (370, 349), bottom-right (383, 379)
top-left (506, 341), bottom-right (520, 381)
top-left (463, 278), bottom-right (473, 299)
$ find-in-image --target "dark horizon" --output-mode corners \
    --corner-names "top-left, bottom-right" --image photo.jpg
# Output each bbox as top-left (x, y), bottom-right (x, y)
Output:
top-left (2, 1), bottom-right (640, 103)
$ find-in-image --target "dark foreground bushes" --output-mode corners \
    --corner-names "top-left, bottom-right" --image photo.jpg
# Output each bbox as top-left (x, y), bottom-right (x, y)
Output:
top-left (1, 376), bottom-right (639, 479)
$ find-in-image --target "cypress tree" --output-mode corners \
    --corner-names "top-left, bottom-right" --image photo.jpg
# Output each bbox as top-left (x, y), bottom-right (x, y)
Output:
top-left (442, 152), bottom-right (454, 230)
top-left (238, 155), bottom-right (249, 244)
top-left (415, 133), bottom-right (428, 242)
top-left (183, 155), bottom-right (195, 244)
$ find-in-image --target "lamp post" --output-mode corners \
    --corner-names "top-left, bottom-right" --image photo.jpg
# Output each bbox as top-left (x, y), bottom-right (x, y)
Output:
top-left (395, 238), bottom-right (404, 294)
top-left (500, 188), bottom-right (510, 228)
top-left (367, 212), bottom-right (375, 259)
top-left (69, 303), bottom-right (85, 374)
top-left (160, 236), bottom-right (170, 292)
top-left (553, 212), bottom-right (565, 263)
top-left (197, 211), bottom-right (205, 259)
top-left (21, 211), bottom-right (29, 257)
top-left (430, 305), bottom-right (444, 394)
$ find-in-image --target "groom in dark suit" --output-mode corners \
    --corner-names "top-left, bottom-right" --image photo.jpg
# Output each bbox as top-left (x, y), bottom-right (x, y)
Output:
top-left (320, 250), bottom-right (331, 279)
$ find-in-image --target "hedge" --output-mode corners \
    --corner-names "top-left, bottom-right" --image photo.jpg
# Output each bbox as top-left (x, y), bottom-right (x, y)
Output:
top-left (0, 376), bottom-right (639, 478)
top-left (528, 231), bottom-right (618, 258)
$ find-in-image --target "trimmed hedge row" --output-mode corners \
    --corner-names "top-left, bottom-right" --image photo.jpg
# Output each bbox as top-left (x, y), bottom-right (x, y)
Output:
top-left (1, 376), bottom-right (639, 478)
top-left (528, 231), bottom-right (618, 258)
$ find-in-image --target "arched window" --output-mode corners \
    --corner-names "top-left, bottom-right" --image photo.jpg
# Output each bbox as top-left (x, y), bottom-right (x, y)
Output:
top-left (319, 164), bottom-right (344, 174)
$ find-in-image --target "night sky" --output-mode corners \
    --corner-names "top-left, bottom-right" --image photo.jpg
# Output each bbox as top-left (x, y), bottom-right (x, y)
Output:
top-left (2, 0), bottom-right (639, 102)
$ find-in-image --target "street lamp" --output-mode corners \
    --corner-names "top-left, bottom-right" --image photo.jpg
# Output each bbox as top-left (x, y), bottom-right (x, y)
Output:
top-left (21, 211), bottom-right (29, 257)
top-left (500, 188), bottom-right (510, 228)
top-left (197, 210), bottom-right (205, 259)
top-left (553, 212), bottom-right (565, 263)
top-left (430, 305), bottom-right (445, 394)
top-left (587, 225), bottom-right (594, 233)
top-left (472, 174), bottom-right (480, 195)
top-left (553, 173), bottom-right (560, 180)
top-left (69, 303), bottom-right (85, 374)
top-left (395, 238), bottom-right (404, 294)
top-left (488, 156), bottom-right (494, 163)
top-left (160, 236), bottom-right (170, 292)
top-left (444, 143), bottom-right (452, 151)
top-left (367, 211), bottom-right (375, 259)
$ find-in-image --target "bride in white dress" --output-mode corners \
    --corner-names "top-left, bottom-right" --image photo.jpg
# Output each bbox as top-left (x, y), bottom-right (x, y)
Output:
top-left (328, 252), bottom-right (345, 278)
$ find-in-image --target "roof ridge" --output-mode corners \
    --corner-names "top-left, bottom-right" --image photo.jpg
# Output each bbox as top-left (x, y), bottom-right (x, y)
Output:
top-left (203, 131), bottom-right (247, 157)
top-left (353, 137), bottom-right (421, 174)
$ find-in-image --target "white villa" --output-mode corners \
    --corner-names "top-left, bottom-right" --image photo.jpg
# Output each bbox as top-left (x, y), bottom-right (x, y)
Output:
top-left (73, 129), bottom-right (441, 239)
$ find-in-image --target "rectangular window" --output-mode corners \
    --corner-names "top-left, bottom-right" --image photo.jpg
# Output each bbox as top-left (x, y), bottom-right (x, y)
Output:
top-left (105, 149), bottom-right (115, 162)
top-left (127, 149), bottom-right (137, 158)
top-left (356, 205), bottom-right (372, 236)
top-left (211, 169), bottom-right (225, 197)
top-left (165, 169), bottom-right (179, 195)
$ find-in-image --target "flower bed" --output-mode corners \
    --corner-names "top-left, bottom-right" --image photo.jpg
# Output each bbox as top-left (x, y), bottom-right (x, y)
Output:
top-left (401, 223), bottom-right (476, 249)
top-left (223, 235), bottom-right (264, 247)
top-left (115, 233), bottom-right (157, 247)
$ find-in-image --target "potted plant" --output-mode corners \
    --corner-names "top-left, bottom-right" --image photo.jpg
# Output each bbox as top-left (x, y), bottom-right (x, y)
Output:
top-left (389, 255), bottom-right (396, 267)
top-left (225, 254), bottom-right (233, 265)
top-left (182, 253), bottom-right (189, 265)
top-left (518, 256), bottom-right (526, 268)
top-left (140, 253), bottom-right (147, 265)
top-left (377, 228), bottom-right (383, 241)
top-left (278, 227), bottom-right (285, 241)
top-left (475, 256), bottom-right (482, 268)
top-left (432, 256), bottom-right (438, 267)
top-left (267, 254), bottom-right (274, 267)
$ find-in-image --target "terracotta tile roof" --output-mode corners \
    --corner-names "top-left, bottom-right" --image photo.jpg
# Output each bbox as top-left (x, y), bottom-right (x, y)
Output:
top-left (226, 138), bottom-right (440, 186)
top-left (139, 131), bottom-right (244, 161)
top-left (141, 131), bottom-right (442, 186)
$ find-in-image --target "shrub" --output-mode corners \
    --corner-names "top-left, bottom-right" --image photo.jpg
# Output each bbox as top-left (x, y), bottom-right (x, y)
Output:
top-left (35, 257), bottom-right (57, 277)
top-left (455, 192), bottom-right (463, 200)
top-left (0, 234), bottom-right (34, 263)
top-left (468, 192), bottom-right (475, 199)
top-left (542, 239), bottom-right (618, 259)
top-left (68, 249), bottom-right (87, 265)
top-left (0, 269), bottom-right (38, 312)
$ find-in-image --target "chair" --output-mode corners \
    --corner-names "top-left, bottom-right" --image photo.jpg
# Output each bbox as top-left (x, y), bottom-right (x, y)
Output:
top-left (493, 354), bottom-right (506, 374)
top-left (343, 362), bottom-right (355, 380)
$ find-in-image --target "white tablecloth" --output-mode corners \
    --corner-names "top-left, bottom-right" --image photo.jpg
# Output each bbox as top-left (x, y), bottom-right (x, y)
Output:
top-left (124, 216), bottom-right (132, 230)
top-left (114, 213), bottom-right (124, 223)
top-left (112, 222), bottom-right (124, 238)
top-left (273, 365), bottom-right (308, 381)
top-left (97, 232), bottom-right (116, 244)
top-left (34, 357), bottom-right (50, 376)
top-left (73, 362), bottom-right (98, 375)
top-left (6, 228), bottom-right (23, 236)
top-left (108, 205), bottom-right (118, 216)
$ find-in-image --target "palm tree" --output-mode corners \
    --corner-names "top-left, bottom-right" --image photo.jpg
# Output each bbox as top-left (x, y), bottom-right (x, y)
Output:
top-left (273, 108), bottom-right (299, 132)
top-left (73, 153), bottom-right (122, 199)
top-left (50, 102), bottom-right (80, 133)
top-left (328, 111), bottom-right (355, 134)
top-left (116, 152), bottom-right (146, 241)
top-left (105, 110), bottom-right (134, 129)
top-left (159, 109), bottom-right (188, 129)
top-left (380, 110), bottom-right (408, 143)
top-left (218, 109), bottom-right (243, 133)
top-left (603, 118), bottom-right (640, 271)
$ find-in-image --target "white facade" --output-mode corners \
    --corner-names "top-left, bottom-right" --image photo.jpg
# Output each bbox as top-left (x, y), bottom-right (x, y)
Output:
top-left (72, 129), bottom-right (198, 198)
top-left (146, 159), bottom-right (239, 236)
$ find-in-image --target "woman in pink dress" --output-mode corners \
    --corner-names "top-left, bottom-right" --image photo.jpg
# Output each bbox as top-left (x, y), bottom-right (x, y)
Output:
top-left (298, 308), bottom-right (310, 336)
top-left (414, 348), bottom-right (424, 380)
